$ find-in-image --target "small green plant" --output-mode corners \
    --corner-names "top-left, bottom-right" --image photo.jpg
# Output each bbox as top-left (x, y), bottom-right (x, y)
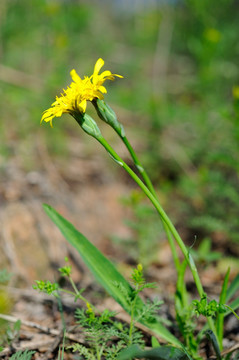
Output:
top-left (68, 305), bottom-right (130, 360)
top-left (39, 58), bottom-right (239, 359)
top-left (34, 261), bottom-right (160, 359)
top-left (0, 319), bottom-right (22, 352)
top-left (4, 320), bottom-right (21, 346)
top-left (9, 350), bottom-right (36, 360)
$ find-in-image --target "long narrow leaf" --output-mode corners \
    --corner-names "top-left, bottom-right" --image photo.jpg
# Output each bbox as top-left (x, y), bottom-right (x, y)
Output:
top-left (43, 204), bottom-right (182, 347)
top-left (205, 330), bottom-right (222, 360)
top-left (226, 273), bottom-right (239, 302)
top-left (216, 267), bottom-right (230, 350)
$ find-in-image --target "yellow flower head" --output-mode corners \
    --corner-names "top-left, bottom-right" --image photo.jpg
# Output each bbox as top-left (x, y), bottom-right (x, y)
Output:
top-left (41, 58), bottom-right (123, 127)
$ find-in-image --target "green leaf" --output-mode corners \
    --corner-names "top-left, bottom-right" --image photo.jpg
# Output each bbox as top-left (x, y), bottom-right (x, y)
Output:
top-left (151, 336), bottom-right (160, 348)
top-left (216, 267), bottom-right (230, 350)
top-left (13, 320), bottom-right (21, 333)
top-left (116, 344), bottom-right (191, 360)
top-left (205, 330), bottom-right (222, 360)
top-left (43, 204), bottom-right (182, 347)
top-left (226, 273), bottom-right (239, 302)
top-left (9, 350), bottom-right (36, 360)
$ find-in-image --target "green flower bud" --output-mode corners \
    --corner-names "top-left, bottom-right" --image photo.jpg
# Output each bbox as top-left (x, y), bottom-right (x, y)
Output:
top-left (73, 112), bottom-right (102, 139)
top-left (93, 99), bottom-right (125, 137)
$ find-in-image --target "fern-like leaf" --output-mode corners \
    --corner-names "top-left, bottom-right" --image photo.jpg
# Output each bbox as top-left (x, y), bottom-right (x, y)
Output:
top-left (9, 350), bottom-right (35, 360)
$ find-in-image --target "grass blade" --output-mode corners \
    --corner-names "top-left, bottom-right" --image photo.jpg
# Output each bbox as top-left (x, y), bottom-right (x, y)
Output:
top-left (205, 330), bottom-right (222, 360)
top-left (225, 273), bottom-right (239, 303)
top-left (216, 267), bottom-right (230, 350)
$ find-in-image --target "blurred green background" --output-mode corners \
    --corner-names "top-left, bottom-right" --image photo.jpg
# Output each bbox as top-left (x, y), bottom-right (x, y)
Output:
top-left (1, 0), bottom-right (239, 271)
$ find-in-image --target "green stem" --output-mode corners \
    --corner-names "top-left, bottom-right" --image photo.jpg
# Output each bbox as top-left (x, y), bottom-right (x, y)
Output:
top-left (69, 276), bottom-right (80, 296)
top-left (120, 135), bottom-right (180, 273)
top-left (98, 135), bottom-right (203, 296)
top-left (121, 136), bottom-right (156, 197)
top-left (68, 276), bottom-right (92, 305)
top-left (93, 99), bottom-right (181, 272)
top-left (97, 135), bottom-right (217, 337)
top-left (128, 289), bottom-right (138, 345)
top-left (176, 258), bottom-right (189, 309)
top-left (163, 219), bottom-right (181, 273)
top-left (96, 345), bottom-right (101, 360)
top-left (224, 305), bottom-right (239, 321)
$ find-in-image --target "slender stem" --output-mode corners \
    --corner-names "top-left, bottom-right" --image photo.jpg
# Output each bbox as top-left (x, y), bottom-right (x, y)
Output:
top-left (98, 135), bottom-right (203, 296)
top-left (93, 99), bottom-right (181, 272)
top-left (176, 259), bottom-right (189, 309)
top-left (122, 135), bottom-right (180, 271)
top-left (120, 135), bottom-right (181, 272)
top-left (122, 136), bottom-right (156, 197)
top-left (69, 276), bottom-right (80, 296)
top-left (163, 219), bottom-right (181, 272)
top-left (96, 345), bottom-right (101, 360)
top-left (60, 329), bottom-right (66, 360)
top-left (68, 276), bottom-right (92, 305)
top-left (128, 288), bottom-right (138, 345)
top-left (224, 305), bottom-right (239, 321)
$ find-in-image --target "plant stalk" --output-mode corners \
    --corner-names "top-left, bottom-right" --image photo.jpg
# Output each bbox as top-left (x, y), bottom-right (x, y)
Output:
top-left (97, 135), bottom-right (218, 337)
top-left (116, 132), bottom-right (181, 273)
top-left (98, 135), bottom-right (203, 295)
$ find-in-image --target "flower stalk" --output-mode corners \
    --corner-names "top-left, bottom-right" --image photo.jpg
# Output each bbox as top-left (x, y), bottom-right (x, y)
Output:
top-left (94, 99), bottom-right (181, 273)
top-left (97, 136), bottom-right (203, 295)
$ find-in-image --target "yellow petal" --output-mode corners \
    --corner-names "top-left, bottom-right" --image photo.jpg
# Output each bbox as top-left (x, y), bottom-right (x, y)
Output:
top-left (93, 58), bottom-right (104, 76)
top-left (70, 69), bottom-right (82, 84)
top-left (79, 99), bottom-right (87, 112)
top-left (94, 90), bottom-right (104, 100)
top-left (55, 109), bottom-right (64, 117)
top-left (98, 85), bottom-right (107, 94)
top-left (100, 70), bottom-right (112, 79)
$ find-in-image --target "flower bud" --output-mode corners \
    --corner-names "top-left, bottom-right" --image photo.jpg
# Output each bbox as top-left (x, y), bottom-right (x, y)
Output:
top-left (73, 112), bottom-right (102, 139)
top-left (93, 99), bottom-right (125, 137)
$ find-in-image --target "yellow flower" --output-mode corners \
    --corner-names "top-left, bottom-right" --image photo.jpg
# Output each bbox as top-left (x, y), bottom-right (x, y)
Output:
top-left (41, 87), bottom-right (80, 127)
top-left (41, 58), bottom-right (123, 127)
